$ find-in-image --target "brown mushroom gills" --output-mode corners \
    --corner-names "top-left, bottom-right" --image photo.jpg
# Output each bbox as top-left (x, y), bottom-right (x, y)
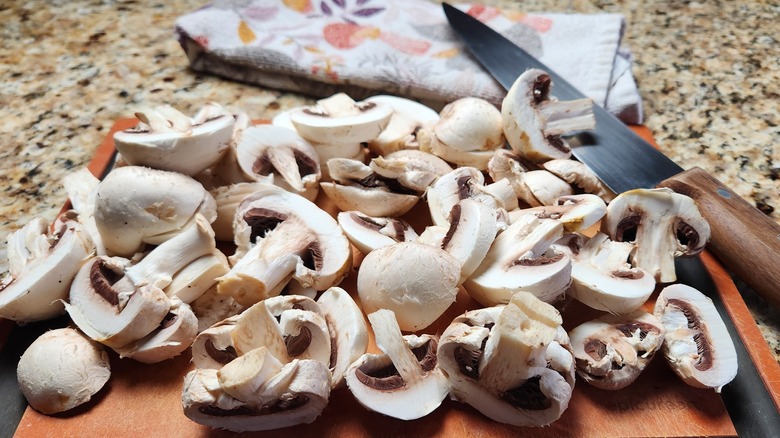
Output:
top-left (666, 299), bottom-right (713, 371)
top-left (355, 339), bottom-right (438, 390)
top-left (90, 259), bottom-right (125, 308)
top-left (500, 376), bottom-right (552, 410)
top-left (204, 339), bottom-right (238, 365)
top-left (199, 394), bottom-right (310, 417)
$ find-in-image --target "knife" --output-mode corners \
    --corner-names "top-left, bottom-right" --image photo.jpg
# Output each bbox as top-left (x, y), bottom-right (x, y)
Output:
top-left (442, 3), bottom-right (780, 311)
top-left (443, 3), bottom-right (780, 437)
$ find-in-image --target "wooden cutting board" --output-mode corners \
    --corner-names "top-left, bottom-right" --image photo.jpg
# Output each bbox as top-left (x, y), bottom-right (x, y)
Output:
top-left (9, 120), bottom-right (780, 437)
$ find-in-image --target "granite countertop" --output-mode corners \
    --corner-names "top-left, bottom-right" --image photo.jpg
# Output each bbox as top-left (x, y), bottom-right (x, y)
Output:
top-left (0, 0), bottom-right (777, 366)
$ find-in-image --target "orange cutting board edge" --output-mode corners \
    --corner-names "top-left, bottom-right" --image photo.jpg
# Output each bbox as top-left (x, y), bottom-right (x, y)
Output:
top-left (10, 120), bottom-right (780, 437)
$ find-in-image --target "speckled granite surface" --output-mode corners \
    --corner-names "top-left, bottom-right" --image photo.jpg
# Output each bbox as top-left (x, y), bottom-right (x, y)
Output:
top-left (0, 0), bottom-right (777, 361)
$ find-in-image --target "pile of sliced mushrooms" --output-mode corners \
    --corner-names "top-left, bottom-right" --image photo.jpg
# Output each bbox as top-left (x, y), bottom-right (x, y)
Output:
top-left (2, 68), bottom-right (738, 430)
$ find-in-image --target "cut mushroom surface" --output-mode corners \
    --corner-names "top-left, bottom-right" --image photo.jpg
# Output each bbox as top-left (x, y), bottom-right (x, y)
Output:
top-left (502, 69), bottom-right (595, 162)
top-left (602, 188), bottom-right (710, 283)
top-left (654, 284), bottom-right (737, 392)
top-left (437, 199), bottom-right (500, 284)
top-left (427, 167), bottom-right (515, 227)
top-left (17, 327), bottom-right (111, 415)
top-left (570, 311), bottom-right (665, 390)
top-left (345, 309), bottom-right (449, 420)
top-left (542, 159), bottom-right (616, 203)
top-left (437, 293), bottom-right (574, 427)
top-left (365, 95), bottom-right (440, 156)
top-left (337, 211), bottom-right (418, 255)
top-left (116, 298), bottom-right (199, 363)
top-left (369, 149), bottom-right (452, 194)
top-left (511, 194), bottom-right (606, 232)
top-left (289, 93), bottom-right (392, 145)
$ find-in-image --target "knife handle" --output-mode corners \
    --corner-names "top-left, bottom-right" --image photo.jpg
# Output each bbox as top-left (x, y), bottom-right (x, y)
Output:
top-left (659, 167), bottom-right (780, 309)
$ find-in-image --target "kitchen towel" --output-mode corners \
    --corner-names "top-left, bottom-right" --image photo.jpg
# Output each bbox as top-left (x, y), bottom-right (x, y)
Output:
top-left (176, 0), bottom-right (643, 124)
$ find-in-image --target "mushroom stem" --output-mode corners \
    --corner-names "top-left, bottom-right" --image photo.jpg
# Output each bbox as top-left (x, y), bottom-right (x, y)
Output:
top-left (538, 99), bottom-right (595, 136)
top-left (368, 310), bottom-right (423, 384)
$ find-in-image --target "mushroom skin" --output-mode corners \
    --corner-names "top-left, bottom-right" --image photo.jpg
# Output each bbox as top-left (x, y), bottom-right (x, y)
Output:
top-left (542, 159), bottom-right (616, 203)
top-left (357, 242), bottom-right (460, 331)
top-left (602, 188), bottom-right (710, 283)
top-left (511, 194), bottom-right (607, 232)
top-left (345, 310), bottom-right (450, 420)
top-left (289, 93), bottom-right (392, 145)
top-left (427, 167), bottom-right (516, 228)
top-left (654, 284), bottom-right (738, 392)
top-left (337, 211), bottom-right (418, 255)
top-left (569, 311), bottom-right (665, 390)
top-left (0, 216), bottom-right (94, 322)
top-left (437, 293), bottom-right (575, 427)
top-left (369, 149), bottom-right (452, 194)
top-left (502, 69), bottom-right (595, 162)
top-left (17, 328), bottom-right (111, 415)
top-left (365, 95), bottom-right (440, 156)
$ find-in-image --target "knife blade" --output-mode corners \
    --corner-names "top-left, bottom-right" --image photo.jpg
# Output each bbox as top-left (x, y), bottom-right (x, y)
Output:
top-left (442, 2), bottom-right (780, 311)
top-left (443, 3), bottom-right (780, 436)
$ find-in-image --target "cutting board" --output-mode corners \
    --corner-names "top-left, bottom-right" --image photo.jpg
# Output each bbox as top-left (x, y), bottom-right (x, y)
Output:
top-left (8, 120), bottom-right (780, 437)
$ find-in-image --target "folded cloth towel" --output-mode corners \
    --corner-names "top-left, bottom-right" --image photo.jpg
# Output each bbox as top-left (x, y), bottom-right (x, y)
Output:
top-left (176, 0), bottom-right (643, 124)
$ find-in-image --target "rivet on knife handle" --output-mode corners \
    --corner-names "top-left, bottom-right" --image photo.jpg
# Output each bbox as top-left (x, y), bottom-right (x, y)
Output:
top-left (658, 167), bottom-right (780, 309)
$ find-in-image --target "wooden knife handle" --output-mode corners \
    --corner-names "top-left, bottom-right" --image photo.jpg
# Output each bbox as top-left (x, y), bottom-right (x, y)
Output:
top-left (659, 167), bottom-right (780, 309)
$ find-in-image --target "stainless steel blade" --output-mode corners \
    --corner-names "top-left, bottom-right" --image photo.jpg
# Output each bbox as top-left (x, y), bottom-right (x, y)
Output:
top-left (443, 3), bottom-right (780, 437)
top-left (442, 3), bottom-right (682, 193)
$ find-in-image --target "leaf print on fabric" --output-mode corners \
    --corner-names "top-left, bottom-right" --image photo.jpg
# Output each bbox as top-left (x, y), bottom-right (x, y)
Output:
top-left (353, 7), bottom-right (384, 17)
top-left (323, 22), bottom-right (362, 49)
top-left (238, 20), bottom-right (257, 44)
top-left (321, 1), bottom-right (332, 16)
top-left (243, 5), bottom-right (280, 21)
top-left (379, 32), bottom-right (431, 56)
top-left (332, 0), bottom-right (346, 8)
top-left (283, 0), bottom-right (312, 13)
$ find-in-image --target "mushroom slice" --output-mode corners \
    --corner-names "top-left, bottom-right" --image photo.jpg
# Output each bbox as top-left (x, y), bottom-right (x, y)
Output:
top-left (67, 215), bottom-right (216, 349)
top-left (487, 149), bottom-right (539, 205)
top-left (337, 211), bottom-right (418, 255)
top-left (502, 69), bottom-right (595, 161)
top-left (346, 309), bottom-right (449, 420)
top-left (17, 328), bottom-right (111, 415)
top-left (0, 217), bottom-right (94, 322)
top-left (321, 158), bottom-right (420, 217)
top-left (510, 194), bottom-right (606, 232)
top-left (116, 298), bottom-right (198, 363)
top-left (235, 125), bottom-right (321, 201)
top-left (364, 95), bottom-right (440, 156)
top-left (438, 199), bottom-right (499, 284)
top-left (553, 233), bottom-right (655, 314)
top-left (219, 186), bottom-right (351, 306)
top-left (654, 284), bottom-right (738, 392)
top-left (543, 159), bottom-right (616, 203)
top-left (520, 170), bottom-right (574, 207)
top-left (464, 214), bottom-right (571, 307)
top-left (63, 168), bottom-right (106, 256)
top-left (182, 359), bottom-right (331, 432)
top-left (602, 188), bottom-right (711, 283)
top-left (427, 167), bottom-right (516, 227)
top-left (289, 93), bottom-right (392, 144)
top-left (113, 103), bottom-right (234, 176)
top-left (437, 293), bottom-right (574, 427)
top-left (317, 287), bottom-right (369, 388)
top-left (230, 299), bottom-right (291, 362)
top-left (418, 97), bottom-right (505, 170)
top-left (191, 314), bottom-right (242, 369)
top-left (570, 311), bottom-right (665, 390)
top-left (209, 181), bottom-right (273, 242)
top-left (357, 242), bottom-right (460, 331)
top-left (164, 250), bottom-right (230, 304)
top-left (94, 166), bottom-right (217, 256)
top-left (369, 150), bottom-right (452, 194)
top-left (264, 295), bottom-right (332, 365)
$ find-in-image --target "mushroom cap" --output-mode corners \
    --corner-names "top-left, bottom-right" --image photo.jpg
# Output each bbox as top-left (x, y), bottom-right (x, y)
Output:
top-left (116, 299), bottom-right (199, 364)
top-left (316, 287), bottom-right (369, 388)
top-left (427, 167), bottom-right (507, 227)
top-left (434, 97), bottom-right (504, 153)
top-left (511, 194), bottom-right (607, 233)
top-left (94, 166), bottom-right (216, 256)
top-left (542, 159), bottom-right (616, 203)
top-left (113, 104), bottom-right (234, 176)
top-left (439, 199), bottom-right (499, 284)
top-left (654, 284), bottom-right (738, 392)
top-left (17, 328), bottom-right (111, 414)
top-left (369, 149), bottom-right (452, 194)
top-left (320, 182), bottom-right (419, 218)
top-left (357, 242), bottom-right (460, 331)
top-left (521, 170), bottom-right (574, 206)
top-left (289, 93), bottom-right (393, 144)
top-left (365, 95), bottom-right (440, 156)
top-left (337, 211), bottom-right (418, 255)
top-left (602, 188), bottom-right (711, 283)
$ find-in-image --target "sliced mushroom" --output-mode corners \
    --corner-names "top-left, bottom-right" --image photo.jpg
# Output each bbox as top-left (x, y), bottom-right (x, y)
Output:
top-left (552, 232), bottom-right (655, 314)
top-left (437, 292), bottom-right (574, 427)
top-left (0, 216), bottom-right (94, 322)
top-left (570, 311), bottom-right (665, 390)
top-left (542, 159), bottom-right (616, 203)
top-left (235, 125), bottom-right (321, 201)
top-left (219, 185), bottom-right (351, 306)
top-left (369, 149), bottom-right (452, 194)
top-left (113, 103), bottom-right (234, 176)
top-left (289, 93), bottom-right (392, 145)
top-left (67, 215), bottom-right (215, 349)
top-left (464, 214), bottom-right (571, 307)
top-left (316, 287), bottom-right (369, 388)
top-left (116, 298), bottom-right (199, 363)
top-left (201, 111), bottom-right (254, 188)
top-left (357, 242), bottom-right (460, 331)
top-left (436, 199), bottom-right (500, 284)
top-left (209, 181), bottom-right (273, 242)
top-left (191, 314), bottom-right (242, 369)
top-left (62, 168), bottom-right (106, 256)
top-left (654, 284), bottom-right (737, 392)
top-left (94, 166), bottom-right (216, 256)
top-left (502, 69), bottom-right (595, 161)
top-left (510, 194), bottom-right (606, 233)
top-left (17, 328), bottom-right (111, 415)
top-left (190, 286), bottom-right (245, 334)
top-left (487, 149), bottom-right (538, 206)
top-left (320, 158), bottom-right (420, 217)
top-left (346, 309), bottom-right (449, 420)
top-left (602, 188), bottom-right (710, 283)
top-left (164, 249), bottom-right (230, 304)
top-left (418, 97), bottom-right (504, 170)
top-left (264, 295), bottom-right (332, 365)
top-left (364, 95), bottom-right (440, 156)
top-left (182, 358), bottom-right (331, 432)
top-left (519, 170), bottom-right (574, 206)
top-left (337, 211), bottom-right (418, 255)
top-left (427, 167), bottom-right (517, 228)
